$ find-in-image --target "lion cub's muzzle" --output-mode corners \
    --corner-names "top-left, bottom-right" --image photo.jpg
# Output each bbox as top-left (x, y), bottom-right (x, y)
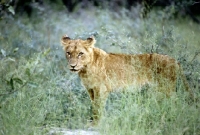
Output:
top-left (69, 63), bottom-right (80, 72)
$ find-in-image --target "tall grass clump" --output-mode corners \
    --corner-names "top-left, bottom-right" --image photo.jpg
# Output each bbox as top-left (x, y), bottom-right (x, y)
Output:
top-left (0, 2), bottom-right (200, 135)
top-left (99, 89), bottom-right (200, 135)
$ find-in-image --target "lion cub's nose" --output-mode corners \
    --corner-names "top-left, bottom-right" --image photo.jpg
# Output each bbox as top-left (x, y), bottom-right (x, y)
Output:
top-left (70, 64), bottom-right (76, 69)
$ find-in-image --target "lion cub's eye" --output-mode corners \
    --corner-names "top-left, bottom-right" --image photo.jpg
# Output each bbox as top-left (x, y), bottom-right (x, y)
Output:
top-left (78, 52), bottom-right (84, 57)
top-left (66, 52), bottom-right (71, 56)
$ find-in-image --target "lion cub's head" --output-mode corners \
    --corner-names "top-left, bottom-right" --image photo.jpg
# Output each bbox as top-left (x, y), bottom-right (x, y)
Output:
top-left (61, 35), bottom-right (96, 73)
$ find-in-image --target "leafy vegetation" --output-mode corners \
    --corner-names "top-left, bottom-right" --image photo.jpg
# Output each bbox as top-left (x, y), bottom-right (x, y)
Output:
top-left (0, 3), bottom-right (200, 135)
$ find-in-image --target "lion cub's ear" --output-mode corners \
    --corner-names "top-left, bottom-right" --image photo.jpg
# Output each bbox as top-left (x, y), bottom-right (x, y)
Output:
top-left (86, 36), bottom-right (96, 47)
top-left (61, 35), bottom-right (70, 47)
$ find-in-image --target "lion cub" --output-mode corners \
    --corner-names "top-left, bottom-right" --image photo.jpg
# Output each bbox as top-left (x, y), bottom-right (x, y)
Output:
top-left (61, 35), bottom-right (190, 125)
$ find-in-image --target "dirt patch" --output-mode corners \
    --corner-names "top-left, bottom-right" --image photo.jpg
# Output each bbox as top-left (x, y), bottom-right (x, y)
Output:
top-left (49, 128), bottom-right (99, 135)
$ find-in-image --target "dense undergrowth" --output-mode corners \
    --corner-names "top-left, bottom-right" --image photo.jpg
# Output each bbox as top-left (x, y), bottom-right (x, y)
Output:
top-left (0, 4), bottom-right (200, 135)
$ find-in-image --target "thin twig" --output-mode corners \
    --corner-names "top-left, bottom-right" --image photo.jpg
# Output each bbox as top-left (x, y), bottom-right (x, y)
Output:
top-left (191, 51), bottom-right (200, 62)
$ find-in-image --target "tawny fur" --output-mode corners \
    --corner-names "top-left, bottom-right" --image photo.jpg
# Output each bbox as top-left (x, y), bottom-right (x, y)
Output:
top-left (61, 35), bottom-right (190, 125)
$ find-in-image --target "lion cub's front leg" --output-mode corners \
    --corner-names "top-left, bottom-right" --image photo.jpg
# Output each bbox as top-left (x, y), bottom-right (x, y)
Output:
top-left (87, 87), bottom-right (109, 125)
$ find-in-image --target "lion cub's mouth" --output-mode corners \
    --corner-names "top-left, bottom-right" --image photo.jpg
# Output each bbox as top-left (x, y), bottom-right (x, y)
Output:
top-left (70, 69), bottom-right (79, 72)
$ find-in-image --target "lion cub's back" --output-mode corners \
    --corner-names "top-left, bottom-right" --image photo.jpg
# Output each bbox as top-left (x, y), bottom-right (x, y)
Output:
top-left (106, 53), bottom-right (178, 69)
top-left (104, 53), bottom-right (179, 83)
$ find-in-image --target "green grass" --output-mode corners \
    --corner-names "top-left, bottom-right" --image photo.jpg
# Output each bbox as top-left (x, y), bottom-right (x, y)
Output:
top-left (100, 90), bottom-right (200, 135)
top-left (0, 5), bottom-right (200, 135)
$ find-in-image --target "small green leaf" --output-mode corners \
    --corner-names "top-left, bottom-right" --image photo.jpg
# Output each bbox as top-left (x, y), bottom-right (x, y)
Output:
top-left (7, 58), bottom-right (15, 62)
top-left (25, 68), bottom-right (31, 77)
top-left (10, 78), bottom-right (14, 90)
top-left (111, 43), bottom-right (115, 46)
top-left (8, 6), bottom-right (15, 15)
top-left (1, 49), bottom-right (6, 57)
top-left (27, 82), bottom-right (38, 88)
top-left (13, 48), bottom-right (19, 53)
top-left (13, 77), bottom-right (23, 85)
top-left (38, 68), bottom-right (44, 73)
top-left (43, 48), bottom-right (51, 56)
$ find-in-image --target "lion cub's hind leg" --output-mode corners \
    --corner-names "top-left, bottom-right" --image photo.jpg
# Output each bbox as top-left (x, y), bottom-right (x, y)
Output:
top-left (154, 77), bottom-right (177, 99)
